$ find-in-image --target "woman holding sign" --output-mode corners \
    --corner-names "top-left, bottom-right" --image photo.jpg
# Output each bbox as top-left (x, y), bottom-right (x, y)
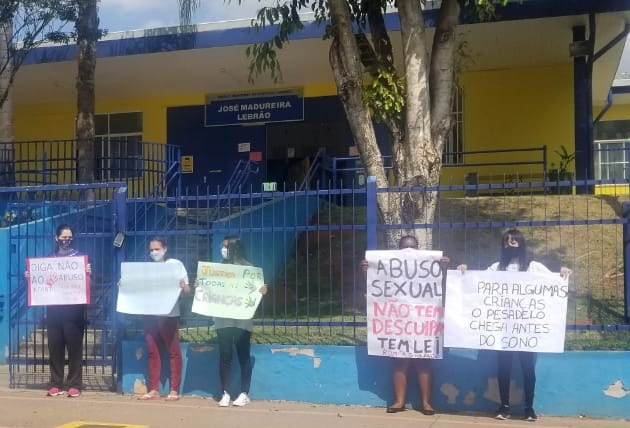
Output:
top-left (214, 236), bottom-right (267, 407)
top-left (138, 236), bottom-right (190, 401)
top-left (361, 235), bottom-right (449, 416)
top-left (460, 229), bottom-right (571, 422)
top-left (26, 224), bottom-right (91, 398)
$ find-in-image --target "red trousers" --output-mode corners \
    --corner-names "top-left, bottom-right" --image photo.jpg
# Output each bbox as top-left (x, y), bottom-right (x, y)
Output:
top-left (143, 316), bottom-right (183, 392)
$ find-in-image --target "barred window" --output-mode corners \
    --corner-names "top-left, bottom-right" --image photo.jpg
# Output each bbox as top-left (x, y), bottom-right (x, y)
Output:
top-left (594, 120), bottom-right (630, 180)
top-left (95, 112), bottom-right (143, 180)
top-left (442, 86), bottom-right (464, 165)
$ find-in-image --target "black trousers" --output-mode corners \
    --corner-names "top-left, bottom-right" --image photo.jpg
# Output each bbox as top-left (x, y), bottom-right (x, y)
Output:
top-left (47, 305), bottom-right (85, 389)
top-left (497, 351), bottom-right (537, 408)
top-left (216, 327), bottom-right (252, 395)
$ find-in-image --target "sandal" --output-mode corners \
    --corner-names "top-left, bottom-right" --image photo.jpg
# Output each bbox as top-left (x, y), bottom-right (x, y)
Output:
top-left (165, 392), bottom-right (180, 401)
top-left (138, 391), bottom-right (161, 400)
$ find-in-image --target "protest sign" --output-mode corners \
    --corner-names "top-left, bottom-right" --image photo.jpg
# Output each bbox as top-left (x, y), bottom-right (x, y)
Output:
top-left (366, 249), bottom-right (444, 359)
top-left (192, 261), bottom-right (264, 319)
top-left (116, 262), bottom-right (184, 315)
top-left (27, 256), bottom-right (90, 306)
top-left (444, 270), bottom-right (569, 353)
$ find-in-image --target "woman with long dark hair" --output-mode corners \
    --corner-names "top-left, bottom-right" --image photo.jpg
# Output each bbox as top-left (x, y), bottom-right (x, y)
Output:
top-left (464, 229), bottom-right (571, 421)
top-left (214, 235), bottom-right (267, 407)
top-left (27, 224), bottom-right (91, 398)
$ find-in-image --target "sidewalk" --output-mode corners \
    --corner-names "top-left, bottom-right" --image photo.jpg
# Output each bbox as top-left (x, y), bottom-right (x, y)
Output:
top-left (0, 366), bottom-right (627, 428)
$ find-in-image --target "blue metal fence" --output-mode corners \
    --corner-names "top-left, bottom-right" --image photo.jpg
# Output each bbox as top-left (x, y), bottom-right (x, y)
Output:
top-left (7, 183), bottom-right (124, 389)
top-left (6, 176), bottom-right (630, 389)
top-left (0, 139), bottom-right (181, 198)
top-left (117, 177), bottom-right (630, 345)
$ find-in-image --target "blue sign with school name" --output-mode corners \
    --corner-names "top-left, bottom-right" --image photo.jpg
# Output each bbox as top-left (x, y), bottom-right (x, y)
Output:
top-left (205, 92), bottom-right (304, 126)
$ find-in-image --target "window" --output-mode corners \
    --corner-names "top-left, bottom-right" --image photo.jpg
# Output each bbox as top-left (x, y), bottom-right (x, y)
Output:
top-left (95, 112), bottom-right (143, 180)
top-left (442, 86), bottom-right (464, 165)
top-left (594, 120), bottom-right (630, 180)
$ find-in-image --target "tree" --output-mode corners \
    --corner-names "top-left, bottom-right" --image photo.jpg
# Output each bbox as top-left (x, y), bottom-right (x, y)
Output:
top-left (0, 0), bottom-right (75, 185)
top-left (179, 0), bottom-right (504, 248)
top-left (75, 0), bottom-right (98, 184)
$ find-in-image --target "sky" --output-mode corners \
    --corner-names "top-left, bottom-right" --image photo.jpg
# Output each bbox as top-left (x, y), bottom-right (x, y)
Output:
top-left (98, 0), bottom-right (629, 76)
top-left (98, 0), bottom-right (278, 32)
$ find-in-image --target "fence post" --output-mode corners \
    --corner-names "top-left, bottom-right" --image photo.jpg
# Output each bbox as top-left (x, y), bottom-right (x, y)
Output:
top-left (366, 176), bottom-right (377, 250)
top-left (623, 201), bottom-right (630, 321)
top-left (112, 185), bottom-right (127, 393)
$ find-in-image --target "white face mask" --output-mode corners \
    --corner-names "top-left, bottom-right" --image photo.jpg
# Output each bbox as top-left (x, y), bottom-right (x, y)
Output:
top-left (221, 247), bottom-right (229, 260)
top-left (150, 249), bottom-right (166, 261)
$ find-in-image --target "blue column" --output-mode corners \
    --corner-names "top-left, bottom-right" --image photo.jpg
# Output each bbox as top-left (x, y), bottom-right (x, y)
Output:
top-left (573, 25), bottom-right (594, 193)
top-left (112, 186), bottom-right (128, 393)
top-left (366, 176), bottom-right (377, 250)
top-left (623, 201), bottom-right (630, 321)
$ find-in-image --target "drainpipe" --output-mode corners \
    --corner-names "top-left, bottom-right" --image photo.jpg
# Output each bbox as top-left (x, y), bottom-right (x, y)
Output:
top-left (594, 90), bottom-right (613, 124)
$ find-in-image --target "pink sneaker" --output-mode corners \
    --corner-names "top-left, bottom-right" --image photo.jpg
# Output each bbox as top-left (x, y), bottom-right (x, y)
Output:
top-left (67, 387), bottom-right (81, 398)
top-left (47, 387), bottom-right (64, 397)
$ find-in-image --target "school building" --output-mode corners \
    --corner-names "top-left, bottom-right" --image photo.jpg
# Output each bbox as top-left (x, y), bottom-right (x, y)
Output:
top-left (4, 0), bottom-right (630, 420)
top-left (7, 1), bottom-right (630, 195)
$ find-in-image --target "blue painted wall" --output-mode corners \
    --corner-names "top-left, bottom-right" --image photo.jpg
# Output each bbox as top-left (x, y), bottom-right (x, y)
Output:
top-left (121, 340), bottom-right (630, 419)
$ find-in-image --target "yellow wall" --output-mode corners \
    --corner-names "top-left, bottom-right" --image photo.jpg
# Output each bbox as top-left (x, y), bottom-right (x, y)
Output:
top-left (596, 103), bottom-right (630, 121)
top-left (14, 67), bottom-right (580, 192)
top-left (445, 64), bottom-right (575, 186)
top-left (14, 87), bottom-right (338, 144)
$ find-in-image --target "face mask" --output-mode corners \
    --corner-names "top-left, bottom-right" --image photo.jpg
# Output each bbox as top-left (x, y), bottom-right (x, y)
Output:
top-left (221, 247), bottom-right (229, 260)
top-left (58, 238), bottom-right (72, 251)
top-left (503, 246), bottom-right (520, 260)
top-left (150, 249), bottom-right (166, 261)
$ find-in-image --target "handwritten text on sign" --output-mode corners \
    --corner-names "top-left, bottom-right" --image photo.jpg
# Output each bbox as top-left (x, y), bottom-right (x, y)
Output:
top-left (192, 262), bottom-right (264, 319)
top-left (366, 249), bottom-right (444, 359)
top-left (444, 270), bottom-right (569, 353)
top-left (27, 256), bottom-right (90, 306)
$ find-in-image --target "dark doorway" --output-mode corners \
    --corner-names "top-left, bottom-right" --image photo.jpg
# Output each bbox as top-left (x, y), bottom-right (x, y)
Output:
top-left (266, 121), bottom-right (350, 188)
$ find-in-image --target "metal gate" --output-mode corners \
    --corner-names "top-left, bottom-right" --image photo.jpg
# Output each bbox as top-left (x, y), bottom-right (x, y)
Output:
top-left (7, 183), bottom-right (125, 391)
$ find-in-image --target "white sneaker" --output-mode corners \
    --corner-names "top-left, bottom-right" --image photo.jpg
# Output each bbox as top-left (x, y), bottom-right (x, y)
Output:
top-left (218, 392), bottom-right (230, 407)
top-left (232, 392), bottom-right (251, 407)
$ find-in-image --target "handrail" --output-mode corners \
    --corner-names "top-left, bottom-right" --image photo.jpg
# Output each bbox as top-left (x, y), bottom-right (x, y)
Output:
top-left (331, 146), bottom-right (548, 186)
top-left (299, 147), bottom-right (328, 191)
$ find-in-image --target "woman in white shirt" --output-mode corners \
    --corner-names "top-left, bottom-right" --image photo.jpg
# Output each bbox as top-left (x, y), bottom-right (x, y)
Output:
top-left (485, 229), bottom-right (571, 422)
top-left (138, 236), bottom-right (190, 401)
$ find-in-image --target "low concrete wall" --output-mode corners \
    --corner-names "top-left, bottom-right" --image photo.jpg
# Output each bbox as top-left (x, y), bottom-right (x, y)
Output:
top-left (122, 340), bottom-right (630, 419)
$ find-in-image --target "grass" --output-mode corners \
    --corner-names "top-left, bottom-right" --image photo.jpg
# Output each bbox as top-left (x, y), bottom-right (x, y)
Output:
top-left (179, 193), bottom-right (630, 349)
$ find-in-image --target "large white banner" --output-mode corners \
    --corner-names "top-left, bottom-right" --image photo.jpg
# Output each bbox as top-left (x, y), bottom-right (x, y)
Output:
top-left (366, 249), bottom-right (444, 359)
top-left (116, 262), bottom-right (184, 315)
top-left (192, 262), bottom-right (265, 319)
top-left (27, 256), bottom-right (90, 306)
top-left (444, 270), bottom-right (569, 353)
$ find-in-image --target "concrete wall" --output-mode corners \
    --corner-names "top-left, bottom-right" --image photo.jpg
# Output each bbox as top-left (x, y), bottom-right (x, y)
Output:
top-left (121, 340), bottom-right (630, 419)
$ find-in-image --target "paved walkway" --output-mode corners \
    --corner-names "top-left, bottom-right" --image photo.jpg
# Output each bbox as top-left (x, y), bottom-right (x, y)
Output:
top-left (0, 366), bottom-right (627, 428)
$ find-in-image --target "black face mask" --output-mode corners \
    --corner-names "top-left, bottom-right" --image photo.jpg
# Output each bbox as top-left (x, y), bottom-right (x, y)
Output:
top-left (58, 239), bottom-right (73, 251)
top-left (503, 246), bottom-right (520, 260)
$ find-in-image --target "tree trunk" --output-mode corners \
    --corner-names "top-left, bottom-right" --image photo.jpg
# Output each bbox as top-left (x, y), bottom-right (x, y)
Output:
top-left (328, 0), bottom-right (390, 213)
top-left (0, 19), bottom-right (15, 186)
top-left (75, 0), bottom-right (97, 184)
top-left (430, 0), bottom-right (459, 148)
top-left (393, 0), bottom-right (438, 248)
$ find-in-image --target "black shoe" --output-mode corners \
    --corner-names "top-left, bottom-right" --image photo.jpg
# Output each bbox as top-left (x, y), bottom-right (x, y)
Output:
top-left (523, 407), bottom-right (538, 422)
top-left (421, 408), bottom-right (436, 416)
top-left (495, 405), bottom-right (510, 420)
top-left (386, 406), bottom-right (406, 413)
